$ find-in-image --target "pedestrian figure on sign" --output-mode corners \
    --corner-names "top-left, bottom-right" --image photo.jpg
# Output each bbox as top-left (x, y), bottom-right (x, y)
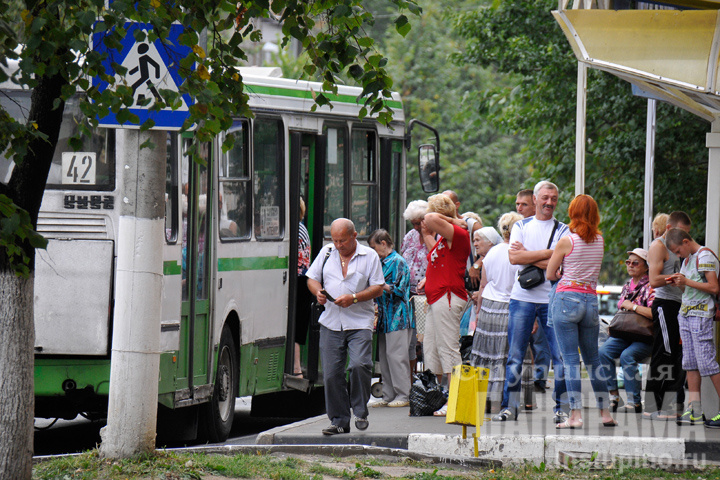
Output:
top-left (130, 43), bottom-right (161, 105)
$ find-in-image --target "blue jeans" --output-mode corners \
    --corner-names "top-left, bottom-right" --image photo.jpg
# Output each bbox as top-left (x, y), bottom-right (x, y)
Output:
top-left (551, 291), bottom-right (608, 410)
top-left (502, 299), bottom-right (567, 414)
top-left (599, 337), bottom-right (652, 405)
top-left (530, 323), bottom-right (551, 382)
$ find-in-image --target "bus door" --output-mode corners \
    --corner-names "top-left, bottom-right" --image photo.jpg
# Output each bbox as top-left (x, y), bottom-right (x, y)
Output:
top-left (286, 131), bottom-right (326, 386)
top-left (179, 140), bottom-right (213, 402)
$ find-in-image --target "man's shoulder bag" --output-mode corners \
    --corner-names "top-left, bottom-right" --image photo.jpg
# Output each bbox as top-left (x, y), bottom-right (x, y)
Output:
top-left (518, 219), bottom-right (558, 290)
top-left (310, 248), bottom-right (333, 326)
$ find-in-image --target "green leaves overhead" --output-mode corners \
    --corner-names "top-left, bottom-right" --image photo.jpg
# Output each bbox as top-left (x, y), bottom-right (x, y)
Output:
top-left (0, 195), bottom-right (47, 278)
top-left (453, 0), bottom-right (709, 282)
top-left (0, 0), bottom-right (421, 275)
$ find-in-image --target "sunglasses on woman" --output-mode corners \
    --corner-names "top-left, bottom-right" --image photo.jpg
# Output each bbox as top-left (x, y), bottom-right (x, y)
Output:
top-left (625, 260), bottom-right (641, 267)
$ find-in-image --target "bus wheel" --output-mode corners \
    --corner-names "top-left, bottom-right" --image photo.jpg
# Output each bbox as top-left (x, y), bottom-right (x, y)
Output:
top-left (199, 325), bottom-right (236, 442)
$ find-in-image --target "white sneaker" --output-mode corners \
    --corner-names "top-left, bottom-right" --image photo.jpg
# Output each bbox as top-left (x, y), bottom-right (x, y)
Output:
top-left (388, 399), bottom-right (409, 407)
top-left (371, 400), bottom-right (389, 408)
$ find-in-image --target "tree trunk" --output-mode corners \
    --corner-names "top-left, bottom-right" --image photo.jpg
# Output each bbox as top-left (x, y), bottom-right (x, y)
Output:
top-left (0, 268), bottom-right (34, 480)
top-left (0, 59), bottom-right (67, 479)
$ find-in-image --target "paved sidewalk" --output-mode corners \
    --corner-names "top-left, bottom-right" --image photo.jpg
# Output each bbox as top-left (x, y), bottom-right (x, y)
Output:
top-left (254, 381), bottom-right (720, 466)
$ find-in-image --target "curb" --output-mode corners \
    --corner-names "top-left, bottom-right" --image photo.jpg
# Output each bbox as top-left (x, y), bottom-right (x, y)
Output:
top-left (408, 433), bottom-right (689, 466)
top-left (166, 443), bottom-right (502, 468)
top-left (33, 444), bottom-right (500, 469)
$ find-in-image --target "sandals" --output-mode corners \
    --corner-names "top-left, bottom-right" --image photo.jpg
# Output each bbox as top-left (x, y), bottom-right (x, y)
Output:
top-left (609, 395), bottom-right (624, 412)
top-left (556, 418), bottom-right (583, 429)
top-left (433, 404), bottom-right (448, 417)
top-left (620, 403), bottom-right (642, 413)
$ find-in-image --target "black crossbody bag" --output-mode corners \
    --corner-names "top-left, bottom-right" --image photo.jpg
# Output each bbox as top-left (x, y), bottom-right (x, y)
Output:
top-left (310, 248), bottom-right (332, 326)
top-left (517, 219), bottom-right (558, 290)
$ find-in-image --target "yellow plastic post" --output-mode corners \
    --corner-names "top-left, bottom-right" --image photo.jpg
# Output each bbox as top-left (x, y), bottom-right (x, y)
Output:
top-left (445, 365), bottom-right (489, 457)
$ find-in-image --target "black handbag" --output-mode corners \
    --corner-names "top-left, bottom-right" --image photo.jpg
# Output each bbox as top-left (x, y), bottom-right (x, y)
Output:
top-left (518, 219), bottom-right (558, 290)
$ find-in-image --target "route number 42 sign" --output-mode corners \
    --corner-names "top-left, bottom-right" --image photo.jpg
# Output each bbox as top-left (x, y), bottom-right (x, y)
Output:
top-left (62, 152), bottom-right (96, 185)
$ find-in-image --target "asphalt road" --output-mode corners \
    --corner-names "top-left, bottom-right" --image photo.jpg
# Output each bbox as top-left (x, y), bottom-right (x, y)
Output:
top-left (33, 397), bottom-right (298, 456)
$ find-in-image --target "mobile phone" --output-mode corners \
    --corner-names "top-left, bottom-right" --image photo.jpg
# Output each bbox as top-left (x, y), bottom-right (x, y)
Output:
top-left (320, 289), bottom-right (336, 302)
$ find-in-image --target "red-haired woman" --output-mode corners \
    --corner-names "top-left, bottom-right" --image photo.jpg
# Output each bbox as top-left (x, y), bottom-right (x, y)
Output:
top-left (547, 194), bottom-right (615, 429)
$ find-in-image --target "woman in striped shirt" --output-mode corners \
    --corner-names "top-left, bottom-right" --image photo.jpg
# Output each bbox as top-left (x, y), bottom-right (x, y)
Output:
top-left (547, 194), bottom-right (615, 429)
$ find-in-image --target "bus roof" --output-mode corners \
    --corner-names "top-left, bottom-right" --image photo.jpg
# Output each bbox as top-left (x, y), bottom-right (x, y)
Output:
top-left (239, 70), bottom-right (405, 123)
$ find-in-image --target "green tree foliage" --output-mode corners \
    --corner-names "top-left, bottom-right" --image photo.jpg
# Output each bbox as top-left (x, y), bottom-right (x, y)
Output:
top-left (453, 0), bottom-right (709, 282)
top-left (0, 1), bottom-right (421, 476)
top-left (363, 0), bottom-right (528, 226)
top-left (0, 0), bottom-right (421, 275)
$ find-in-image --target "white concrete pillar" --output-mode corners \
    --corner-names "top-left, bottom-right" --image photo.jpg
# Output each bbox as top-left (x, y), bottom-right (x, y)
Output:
top-left (100, 129), bottom-right (166, 458)
top-left (575, 62), bottom-right (587, 196)
top-left (706, 120), bottom-right (720, 254)
top-left (702, 120), bottom-right (720, 416)
top-left (643, 99), bottom-right (656, 251)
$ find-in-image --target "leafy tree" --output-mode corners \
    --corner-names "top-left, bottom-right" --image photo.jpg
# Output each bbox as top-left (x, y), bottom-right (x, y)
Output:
top-left (0, 0), bottom-right (419, 477)
top-left (453, 0), bottom-right (708, 282)
top-left (364, 0), bottom-right (528, 226)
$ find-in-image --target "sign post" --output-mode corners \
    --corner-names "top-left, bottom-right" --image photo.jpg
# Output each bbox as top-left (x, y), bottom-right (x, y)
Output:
top-left (93, 22), bottom-right (192, 458)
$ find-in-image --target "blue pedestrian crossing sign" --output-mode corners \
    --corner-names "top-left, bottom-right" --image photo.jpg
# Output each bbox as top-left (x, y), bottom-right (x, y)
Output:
top-left (92, 22), bottom-right (195, 130)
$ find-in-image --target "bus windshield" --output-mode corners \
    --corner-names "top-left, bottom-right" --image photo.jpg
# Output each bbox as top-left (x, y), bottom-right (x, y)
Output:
top-left (0, 92), bottom-right (115, 191)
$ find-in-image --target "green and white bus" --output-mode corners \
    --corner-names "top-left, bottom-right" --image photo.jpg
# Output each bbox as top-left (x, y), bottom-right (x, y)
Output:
top-left (2, 69), bottom-right (439, 442)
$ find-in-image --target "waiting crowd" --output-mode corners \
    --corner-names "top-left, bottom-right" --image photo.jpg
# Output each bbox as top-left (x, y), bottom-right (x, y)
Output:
top-left (304, 181), bottom-right (720, 435)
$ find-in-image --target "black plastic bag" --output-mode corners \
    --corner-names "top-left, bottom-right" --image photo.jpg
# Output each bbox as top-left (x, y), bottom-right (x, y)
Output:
top-left (409, 370), bottom-right (448, 416)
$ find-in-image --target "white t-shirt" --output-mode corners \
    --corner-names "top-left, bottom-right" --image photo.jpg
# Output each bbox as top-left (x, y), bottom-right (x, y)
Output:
top-left (679, 247), bottom-right (720, 318)
top-left (481, 243), bottom-right (518, 303)
top-left (509, 216), bottom-right (570, 304)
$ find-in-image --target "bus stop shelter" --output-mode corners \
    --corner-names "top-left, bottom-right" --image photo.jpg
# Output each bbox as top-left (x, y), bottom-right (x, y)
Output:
top-left (552, 1), bottom-right (720, 254)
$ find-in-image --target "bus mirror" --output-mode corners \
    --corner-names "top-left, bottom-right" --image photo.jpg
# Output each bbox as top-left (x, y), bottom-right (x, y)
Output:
top-left (418, 144), bottom-right (439, 193)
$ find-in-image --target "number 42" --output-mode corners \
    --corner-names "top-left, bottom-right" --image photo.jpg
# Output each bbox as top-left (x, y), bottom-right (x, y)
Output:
top-left (65, 154), bottom-right (93, 183)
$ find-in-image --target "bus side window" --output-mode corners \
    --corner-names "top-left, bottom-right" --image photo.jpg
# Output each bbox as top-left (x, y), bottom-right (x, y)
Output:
top-left (350, 129), bottom-right (377, 237)
top-left (165, 133), bottom-right (179, 244)
top-left (219, 120), bottom-right (251, 241)
top-left (323, 126), bottom-right (346, 238)
top-left (253, 117), bottom-right (284, 240)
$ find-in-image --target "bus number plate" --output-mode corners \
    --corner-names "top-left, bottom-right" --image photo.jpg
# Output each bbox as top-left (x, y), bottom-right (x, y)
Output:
top-left (62, 152), bottom-right (96, 185)
top-left (64, 195), bottom-right (114, 210)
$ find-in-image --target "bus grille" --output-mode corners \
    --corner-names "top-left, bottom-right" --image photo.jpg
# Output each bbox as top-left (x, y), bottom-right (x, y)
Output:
top-left (267, 352), bottom-right (279, 381)
top-left (37, 212), bottom-right (110, 239)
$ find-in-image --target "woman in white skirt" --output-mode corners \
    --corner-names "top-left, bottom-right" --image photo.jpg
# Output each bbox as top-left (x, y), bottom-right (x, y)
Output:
top-left (469, 212), bottom-right (523, 412)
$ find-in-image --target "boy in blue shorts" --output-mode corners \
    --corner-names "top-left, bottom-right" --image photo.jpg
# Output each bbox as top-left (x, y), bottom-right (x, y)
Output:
top-left (666, 228), bottom-right (720, 428)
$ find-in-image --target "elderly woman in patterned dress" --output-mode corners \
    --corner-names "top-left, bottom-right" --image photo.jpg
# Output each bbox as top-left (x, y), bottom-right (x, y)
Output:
top-left (401, 200), bottom-right (435, 294)
top-left (369, 229), bottom-right (413, 407)
top-left (400, 200), bottom-right (436, 373)
top-left (598, 248), bottom-right (654, 413)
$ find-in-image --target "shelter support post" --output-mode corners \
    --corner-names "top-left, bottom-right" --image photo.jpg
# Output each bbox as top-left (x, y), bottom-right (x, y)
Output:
top-left (704, 120), bottom-right (720, 415)
top-left (643, 99), bottom-right (656, 251)
top-left (706, 121), bottom-right (720, 255)
top-left (575, 62), bottom-right (587, 196)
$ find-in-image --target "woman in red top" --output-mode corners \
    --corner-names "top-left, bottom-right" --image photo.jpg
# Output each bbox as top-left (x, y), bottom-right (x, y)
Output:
top-left (417, 193), bottom-right (471, 416)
